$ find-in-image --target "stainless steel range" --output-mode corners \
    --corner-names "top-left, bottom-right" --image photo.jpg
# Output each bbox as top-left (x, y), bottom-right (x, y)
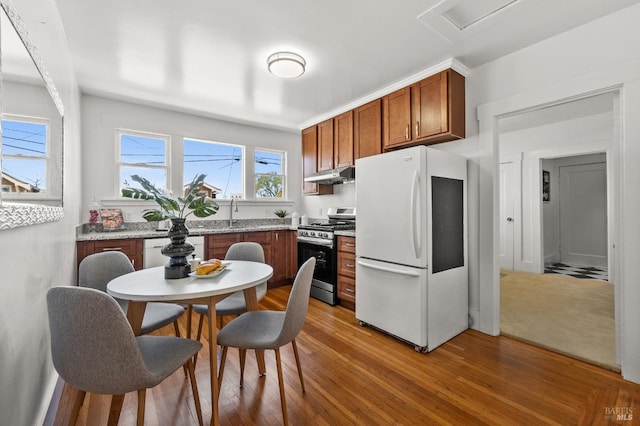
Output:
top-left (297, 208), bottom-right (356, 305)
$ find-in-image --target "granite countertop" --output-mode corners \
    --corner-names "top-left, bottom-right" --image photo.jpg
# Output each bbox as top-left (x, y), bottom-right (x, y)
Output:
top-left (77, 219), bottom-right (295, 241)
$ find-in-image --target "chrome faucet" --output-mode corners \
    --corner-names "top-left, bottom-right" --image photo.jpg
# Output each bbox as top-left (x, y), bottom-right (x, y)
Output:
top-left (229, 198), bottom-right (238, 226)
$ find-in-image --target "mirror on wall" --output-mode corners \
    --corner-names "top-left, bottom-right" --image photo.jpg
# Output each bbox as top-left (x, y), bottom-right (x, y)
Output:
top-left (0, 0), bottom-right (64, 229)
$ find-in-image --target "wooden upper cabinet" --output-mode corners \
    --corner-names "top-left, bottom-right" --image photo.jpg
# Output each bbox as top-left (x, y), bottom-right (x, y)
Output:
top-left (302, 125), bottom-right (333, 195)
top-left (383, 69), bottom-right (465, 150)
top-left (334, 110), bottom-right (354, 167)
top-left (354, 99), bottom-right (382, 160)
top-left (317, 118), bottom-right (334, 171)
top-left (382, 86), bottom-right (412, 149)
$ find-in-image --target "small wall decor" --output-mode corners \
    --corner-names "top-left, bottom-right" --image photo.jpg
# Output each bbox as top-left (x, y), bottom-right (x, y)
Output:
top-left (542, 170), bottom-right (550, 202)
top-left (100, 208), bottom-right (126, 231)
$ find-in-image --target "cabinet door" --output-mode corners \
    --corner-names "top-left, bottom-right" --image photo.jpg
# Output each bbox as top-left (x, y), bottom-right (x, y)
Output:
top-left (206, 233), bottom-right (242, 260)
top-left (413, 71), bottom-right (448, 140)
top-left (383, 86), bottom-right (412, 149)
top-left (317, 118), bottom-right (334, 171)
top-left (354, 99), bottom-right (382, 160)
top-left (302, 126), bottom-right (333, 195)
top-left (334, 110), bottom-right (354, 167)
top-left (271, 230), bottom-right (289, 283)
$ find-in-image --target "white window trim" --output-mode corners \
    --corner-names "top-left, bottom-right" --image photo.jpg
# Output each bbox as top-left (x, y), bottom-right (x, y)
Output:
top-left (1, 114), bottom-right (54, 201)
top-left (254, 147), bottom-right (287, 200)
top-left (116, 128), bottom-right (170, 197)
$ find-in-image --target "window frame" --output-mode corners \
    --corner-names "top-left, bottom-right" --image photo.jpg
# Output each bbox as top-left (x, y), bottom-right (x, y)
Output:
top-left (254, 147), bottom-right (287, 200)
top-left (182, 137), bottom-right (245, 200)
top-left (1, 114), bottom-right (51, 200)
top-left (116, 128), bottom-right (170, 197)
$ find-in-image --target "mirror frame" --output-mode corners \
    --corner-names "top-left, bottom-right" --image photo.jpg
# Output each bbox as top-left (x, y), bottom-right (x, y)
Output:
top-left (0, 0), bottom-right (65, 230)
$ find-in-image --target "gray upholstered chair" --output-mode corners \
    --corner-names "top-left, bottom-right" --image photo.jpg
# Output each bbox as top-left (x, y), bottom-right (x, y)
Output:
top-left (216, 257), bottom-right (316, 426)
top-left (47, 286), bottom-right (203, 426)
top-left (192, 242), bottom-right (268, 336)
top-left (79, 251), bottom-right (185, 336)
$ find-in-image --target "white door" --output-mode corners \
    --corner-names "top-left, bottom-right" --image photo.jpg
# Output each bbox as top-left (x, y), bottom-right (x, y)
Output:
top-left (559, 162), bottom-right (607, 267)
top-left (499, 162), bottom-right (515, 269)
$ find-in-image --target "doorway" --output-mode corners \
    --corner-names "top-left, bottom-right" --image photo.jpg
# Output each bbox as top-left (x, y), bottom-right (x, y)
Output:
top-left (497, 92), bottom-right (617, 369)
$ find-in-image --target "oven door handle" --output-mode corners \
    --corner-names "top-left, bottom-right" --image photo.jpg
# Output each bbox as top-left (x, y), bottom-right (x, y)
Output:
top-left (297, 236), bottom-right (334, 247)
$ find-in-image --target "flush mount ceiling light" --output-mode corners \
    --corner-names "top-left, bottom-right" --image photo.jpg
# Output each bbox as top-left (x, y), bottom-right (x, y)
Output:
top-left (267, 51), bottom-right (306, 79)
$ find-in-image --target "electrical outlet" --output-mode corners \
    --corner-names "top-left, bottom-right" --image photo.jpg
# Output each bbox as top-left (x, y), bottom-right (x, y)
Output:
top-left (124, 212), bottom-right (132, 221)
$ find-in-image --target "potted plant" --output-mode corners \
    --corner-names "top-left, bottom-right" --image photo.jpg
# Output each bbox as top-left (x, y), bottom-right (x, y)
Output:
top-left (274, 209), bottom-right (289, 224)
top-left (121, 174), bottom-right (219, 278)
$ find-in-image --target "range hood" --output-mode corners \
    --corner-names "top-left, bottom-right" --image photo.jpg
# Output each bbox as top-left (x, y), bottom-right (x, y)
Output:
top-left (303, 166), bottom-right (355, 185)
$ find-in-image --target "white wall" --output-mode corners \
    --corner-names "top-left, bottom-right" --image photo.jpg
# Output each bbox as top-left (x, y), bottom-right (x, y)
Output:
top-left (0, 0), bottom-right (82, 424)
top-left (471, 2), bottom-right (640, 382)
top-left (81, 95), bottom-right (301, 224)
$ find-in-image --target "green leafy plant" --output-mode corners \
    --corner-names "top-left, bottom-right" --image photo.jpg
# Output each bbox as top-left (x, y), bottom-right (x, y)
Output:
top-left (121, 174), bottom-right (219, 221)
top-left (274, 209), bottom-right (289, 218)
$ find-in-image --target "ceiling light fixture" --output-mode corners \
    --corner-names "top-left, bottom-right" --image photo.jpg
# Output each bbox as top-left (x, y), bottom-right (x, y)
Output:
top-left (267, 51), bottom-right (306, 79)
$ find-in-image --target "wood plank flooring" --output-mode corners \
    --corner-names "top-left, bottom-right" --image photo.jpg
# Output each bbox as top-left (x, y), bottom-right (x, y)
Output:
top-left (54, 285), bottom-right (640, 425)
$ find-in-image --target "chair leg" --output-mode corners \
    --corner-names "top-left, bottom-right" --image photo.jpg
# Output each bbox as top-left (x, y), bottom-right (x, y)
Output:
top-left (173, 320), bottom-right (181, 337)
top-left (107, 394), bottom-right (125, 426)
top-left (186, 358), bottom-right (204, 426)
top-left (218, 346), bottom-right (228, 389)
top-left (68, 389), bottom-right (86, 426)
top-left (193, 314), bottom-right (205, 368)
top-left (137, 389), bottom-right (146, 426)
top-left (274, 348), bottom-right (289, 426)
top-left (239, 349), bottom-right (246, 388)
top-left (218, 315), bottom-right (224, 329)
top-left (291, 339), bottom-right (306, 393)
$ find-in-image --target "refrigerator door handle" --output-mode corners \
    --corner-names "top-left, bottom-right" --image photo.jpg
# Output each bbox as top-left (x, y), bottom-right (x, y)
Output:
top-left (410, 170), bottom-right (421, 258)
top-left (357, 259), bottom-right (421, 277)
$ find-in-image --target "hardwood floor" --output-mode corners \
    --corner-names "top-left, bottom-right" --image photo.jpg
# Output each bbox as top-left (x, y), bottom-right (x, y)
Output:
top-left (54, 285), bottom-right (640, 425)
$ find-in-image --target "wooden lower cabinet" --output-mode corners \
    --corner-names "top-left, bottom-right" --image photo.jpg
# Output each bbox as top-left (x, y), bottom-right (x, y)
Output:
top-left (76, 238), bottom-right (143, 271)
top-left (205, 230), bottom-right (296, 288)
top-left (337, 236), bottom-right (356, 309)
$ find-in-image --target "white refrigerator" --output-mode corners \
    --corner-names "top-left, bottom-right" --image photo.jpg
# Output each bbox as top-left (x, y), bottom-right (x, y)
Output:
top-left (355, 145), bottom-right (468, 352)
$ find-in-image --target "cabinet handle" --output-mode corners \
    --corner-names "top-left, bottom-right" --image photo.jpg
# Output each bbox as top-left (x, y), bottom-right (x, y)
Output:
top-left (131, 259), bottom-right (135, 267)
top-left (346, 263), bottom-right (355, 268)
top-left (415, 121), bottom-right (420, 138)
top-left (101, 247), bottom-right (123, 252)
top-left (275, 233), bottom-right (279, 242)
top-left (344, 288), bottom-right (355, 293)
top-left (405, 125), bottom-right (409, 140)
top-left (345, 243), bottom-right (355, 247)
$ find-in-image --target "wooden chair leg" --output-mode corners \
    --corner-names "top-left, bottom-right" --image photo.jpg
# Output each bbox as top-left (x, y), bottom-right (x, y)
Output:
top-left (239, 349), bottom-right (247, 388)
top-left (218, 346), bottom-right (228, 389)
top-left (291, 339), bottom-right (305, 393)
top-left (218, 315), bottom-right (224, 329)
top-left (107, 394), bottom-right (125, 426)
top-left (136, 389), bottom-right (146, 426)
top-left (274, 348), bottom-right (289, 426)
top-left (193, 314), bottom-right (205, 368)
top-left (186, 359), bottom-right (204, 426)
top-left (173, 320), bottom-right (181, 337)
top-left (68, 389), bottom-right (86, 426)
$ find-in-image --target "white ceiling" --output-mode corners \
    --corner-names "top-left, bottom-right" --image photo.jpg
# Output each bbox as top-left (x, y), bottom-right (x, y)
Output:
top-left (51, 0), bottom-right (639, 132)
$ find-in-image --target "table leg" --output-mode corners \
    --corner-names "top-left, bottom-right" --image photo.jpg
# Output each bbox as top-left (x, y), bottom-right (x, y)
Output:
top-left (242, 287), bottom-right (266, 375)
top-left (208, 297), bottom-right (219, 426)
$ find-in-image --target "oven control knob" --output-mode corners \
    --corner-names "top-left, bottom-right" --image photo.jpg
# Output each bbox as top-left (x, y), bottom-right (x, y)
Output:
top-left (310, 232), bottom-right (316, 237)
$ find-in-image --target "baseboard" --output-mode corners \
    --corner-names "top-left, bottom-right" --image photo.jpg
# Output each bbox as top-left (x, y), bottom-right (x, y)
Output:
top-left (38, 372), bottom-right (61, 426)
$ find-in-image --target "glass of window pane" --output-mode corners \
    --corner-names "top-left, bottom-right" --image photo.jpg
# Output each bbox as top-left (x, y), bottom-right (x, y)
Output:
top-left (183, 138), bottom-right (243, 199)
top-left (2, 157), bottom-right (46, 192)
top-left (1, 119), bottom-right (48, 193)
top-left (120, 166), bottom-right (167, 193)
top-left (255, 150), bottom-right (284, 198)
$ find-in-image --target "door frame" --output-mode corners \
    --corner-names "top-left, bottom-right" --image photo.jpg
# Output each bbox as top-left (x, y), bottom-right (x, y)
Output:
top-left (478, 85), bottom-right (623, 369)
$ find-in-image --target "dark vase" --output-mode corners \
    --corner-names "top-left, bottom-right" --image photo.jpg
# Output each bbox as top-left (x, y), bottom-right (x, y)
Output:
top-left (161, 218), bottom-right (195, 279)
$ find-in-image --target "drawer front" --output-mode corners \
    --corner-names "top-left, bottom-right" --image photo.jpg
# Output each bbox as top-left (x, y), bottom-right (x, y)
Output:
top-left (244, 231), bottom-right (273, 246)
top-left (338, 236), bottom-right (356, 253)
top-left (338, 252), bottom-right (356, 278)
top-left (338, 275), bottom-right (356, 303)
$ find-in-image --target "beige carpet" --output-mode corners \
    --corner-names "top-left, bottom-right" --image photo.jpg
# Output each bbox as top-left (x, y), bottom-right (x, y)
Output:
top-left (500, 269), bottom-right (617, 371)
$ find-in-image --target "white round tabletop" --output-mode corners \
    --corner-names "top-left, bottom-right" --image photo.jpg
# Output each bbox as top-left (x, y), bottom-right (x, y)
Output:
top-left (107, 260), bottom-right (273, 302)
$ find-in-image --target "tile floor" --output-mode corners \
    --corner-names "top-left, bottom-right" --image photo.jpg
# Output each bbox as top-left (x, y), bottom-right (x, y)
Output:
top-left (544, 262), bottom-right (608, 281)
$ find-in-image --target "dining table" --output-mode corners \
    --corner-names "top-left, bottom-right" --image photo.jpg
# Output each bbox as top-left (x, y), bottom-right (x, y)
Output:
top-left (107, 260), bottom-right (274, 426)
